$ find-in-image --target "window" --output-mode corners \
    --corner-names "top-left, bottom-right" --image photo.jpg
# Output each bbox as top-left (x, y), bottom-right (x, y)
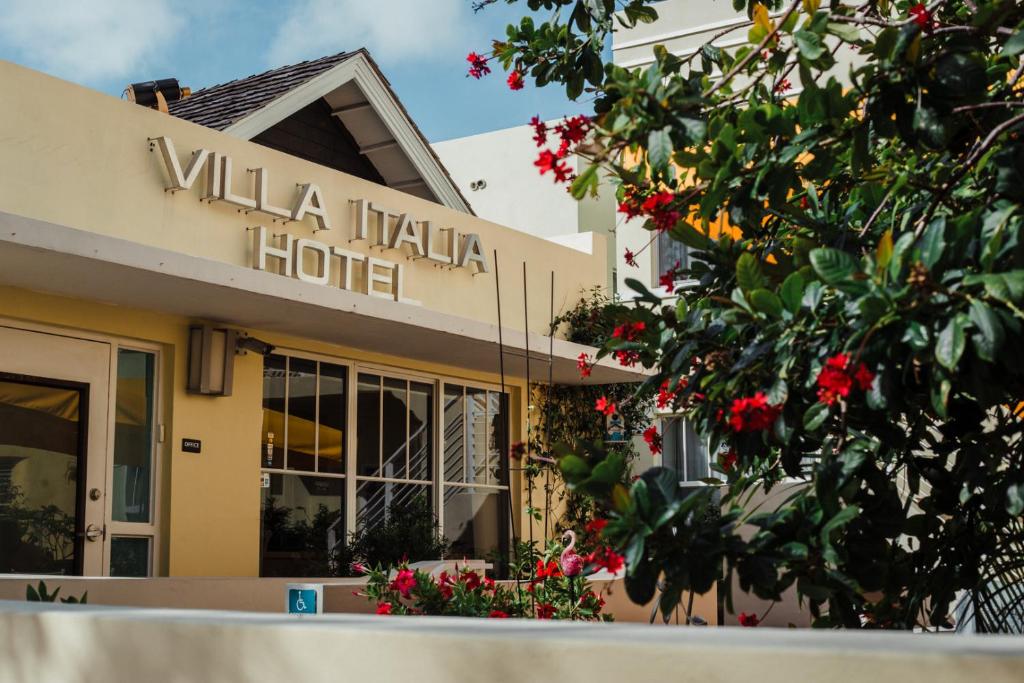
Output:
top-left (662, 417), bottom-right (710, 485)
top-left (355, 373), bottom-right (434, 531)
top-left (442, 384), bottom-right (509, 568)
top-left (657, 231), bottom-right (689, 285)
top-left (259, 355), bottom-right (347, 576)
top-left (258, 354), bottom-right (513, 576)
top-left (109, 347), bottom-right (159, 576)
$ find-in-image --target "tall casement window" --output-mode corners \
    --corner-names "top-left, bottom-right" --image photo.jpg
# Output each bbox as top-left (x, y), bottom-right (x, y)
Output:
top-left (260, 355), bottom-right (347, 577)
top-left (442, 384), bottom-right (510, 568)
top-left (661, 417), bottom-right (710, 485)
top-left (259, 353), bottom-right (511, 577)
top-left (109, 348), bottom-right (159, 577)
top-left (657, 230), bottom-right (689, 285)
top-left (354, 373), bottom-right (434, 532)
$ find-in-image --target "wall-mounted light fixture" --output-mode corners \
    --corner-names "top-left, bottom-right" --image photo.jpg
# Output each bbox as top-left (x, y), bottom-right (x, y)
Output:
top-left (187, 325), bottom-right (237, 396)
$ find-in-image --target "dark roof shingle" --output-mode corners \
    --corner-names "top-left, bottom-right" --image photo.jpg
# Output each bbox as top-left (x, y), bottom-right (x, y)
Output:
top-left (167, 51), bottom-right (358, 131)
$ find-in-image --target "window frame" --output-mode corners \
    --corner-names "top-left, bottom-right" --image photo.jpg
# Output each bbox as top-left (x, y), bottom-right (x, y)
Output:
top-left (260, 347), bottom-right (513, 560)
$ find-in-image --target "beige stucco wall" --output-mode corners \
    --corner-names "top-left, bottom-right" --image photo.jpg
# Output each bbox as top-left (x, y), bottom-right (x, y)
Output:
top-left (0, 281), bottom-right (528, 578)
top-left (0, 59), bottom-right (606, 336)
top-left (2, 601), bottom-right (1023, 683)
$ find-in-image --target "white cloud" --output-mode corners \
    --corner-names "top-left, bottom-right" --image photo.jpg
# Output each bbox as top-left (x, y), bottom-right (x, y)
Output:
top-left (268, 0), bottom-right (476, 67)
top-left (0, 0), bottom-right (183, 83)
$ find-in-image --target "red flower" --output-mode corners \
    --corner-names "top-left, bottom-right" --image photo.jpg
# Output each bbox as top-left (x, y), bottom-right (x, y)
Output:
top-left (510, 441), bottom-right (527, 460)
top-left (643, 425), bottom-right (662, 455)
top-left (534, 149), bottom-right (572, 183)
top-left (586, 546), bottom-right (625, 574)
top-left (376, 602), bottom-right (393, 615)
top-left (657, 378), bottom-right (685, 410)
top-left (595, 396), bottom-right (616, 416)
top-left (624, 249), bottom-right (637, 267)
top-left (738, 612), bottom-right (760, 627)
top-left (720, 449), bottom-right (739, 472)
top-left (727, 392), bottom-right (781, 432)
top-left (854, 363), bottom-right (875, 391)
top-left (535, 559), bottom-right (563, 580)
top-left (641, 192), bottom-right (681, 232)
top-left (390, 568), bottom-right (417, 598)
top-left (774, 78), bottom-right (792, 93)
top-left (577, 352), bottom-right (593, 378)
top-left (438, 571), bottom-right (455, 599)
top-left (552, 115), bottom-right (591, 154)
top-left (611, 321), bottom-right (646, 341)
top-left (483, 577), bottom-right (496, 591)
top-left (529, 115), bottom-right (547, 147)
top-left (536, 603), bottom-right (556, 619)
top-left (659, 260), bottom-right (681, 290)
top-left (613, 350), bottom-right (640, 367)
top-left (585, 518), bottom-right (608, 536)
top-left (800, 196), bottom-right (810, 210)
top-left (466, 52), bottom-right (491, 79)
top-left (507, 70), bottom-right (524, 90)
top-left (489, 610), bottom-right (510, 618)
top-left (909, 3), bottom-right (934, 32)
top-left (816, 353), bottom-right (875, 405)
top-left (460, 569), bottom-right (482, 591)
top-left (350, 562), bottom-right (368, 575)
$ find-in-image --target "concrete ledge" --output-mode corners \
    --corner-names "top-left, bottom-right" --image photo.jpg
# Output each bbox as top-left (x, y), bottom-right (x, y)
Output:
top-left (1, 601), bottom-right (1022, 683)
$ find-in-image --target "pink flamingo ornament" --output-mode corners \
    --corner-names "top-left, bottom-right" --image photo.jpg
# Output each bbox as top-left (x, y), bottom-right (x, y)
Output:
top-left (560, 530), bottom-right (584, 577)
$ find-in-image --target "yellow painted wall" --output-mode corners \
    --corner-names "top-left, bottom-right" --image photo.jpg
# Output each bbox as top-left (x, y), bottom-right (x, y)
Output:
top-left (0, 286), bottom-right (528, 577)
top-left (0, 60), bottom-right (606, 337)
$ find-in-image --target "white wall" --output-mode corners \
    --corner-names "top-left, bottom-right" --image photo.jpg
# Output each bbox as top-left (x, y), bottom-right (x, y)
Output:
top-left (433, 125), bottom-right (581, 241)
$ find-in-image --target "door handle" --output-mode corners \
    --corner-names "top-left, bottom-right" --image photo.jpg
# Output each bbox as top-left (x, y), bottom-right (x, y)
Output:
top-left (81, 524), bottom-right (105, 542)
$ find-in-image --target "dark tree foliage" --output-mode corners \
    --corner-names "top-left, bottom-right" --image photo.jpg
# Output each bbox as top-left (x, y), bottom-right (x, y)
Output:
top-left (482, 0), bottom-right (1024, 628)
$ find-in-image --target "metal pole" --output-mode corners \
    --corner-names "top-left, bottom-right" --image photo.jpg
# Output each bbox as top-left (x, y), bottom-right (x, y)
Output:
top-left (546, 270), bottom-right (555, 540)
top-left (493, 250), bottom-right (522, 600)
top-left (523, 261), bottom-right (536, 614)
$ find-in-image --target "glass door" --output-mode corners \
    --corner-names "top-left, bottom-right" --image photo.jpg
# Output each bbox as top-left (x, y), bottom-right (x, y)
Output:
top-left (0, 326), bottom-right (111, 575)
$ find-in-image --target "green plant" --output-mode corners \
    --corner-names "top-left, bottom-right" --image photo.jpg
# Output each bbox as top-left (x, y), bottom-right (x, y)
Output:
top-left (346, 495), bottom-right (449, 571)
top-left (477, 0), bottom-right (1024, 629)
top-left (26, 580), bottom-right (87, 604)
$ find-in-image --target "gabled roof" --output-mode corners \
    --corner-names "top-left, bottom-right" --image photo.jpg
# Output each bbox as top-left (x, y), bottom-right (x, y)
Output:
top-left (168, 52), bottom-right (357, 132)
top-left (167, 49), bottom-right (473, 214)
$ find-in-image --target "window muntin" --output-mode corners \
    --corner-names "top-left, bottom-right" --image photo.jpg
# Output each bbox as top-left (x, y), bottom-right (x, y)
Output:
top-left (656, 231), bottom-right (689, 286)
top-left (442, 383), bottom-right (509, 566)
top-left (356, 373), bottom-right (433, 483)
top-left (261, 355), bottom-right (347, 475)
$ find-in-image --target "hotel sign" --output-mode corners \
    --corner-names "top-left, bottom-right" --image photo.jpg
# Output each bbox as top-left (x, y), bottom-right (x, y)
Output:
top-left (151, 136), bottom-right (489, 306)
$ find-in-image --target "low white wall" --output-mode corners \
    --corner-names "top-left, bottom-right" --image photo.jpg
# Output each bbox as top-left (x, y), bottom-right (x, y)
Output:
top-left (2, 601), bottom-right (1022, 683)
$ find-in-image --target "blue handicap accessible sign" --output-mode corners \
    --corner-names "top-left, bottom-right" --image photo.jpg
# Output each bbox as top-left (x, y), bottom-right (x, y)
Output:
top-left (288, 588), bottom-right (318, 614)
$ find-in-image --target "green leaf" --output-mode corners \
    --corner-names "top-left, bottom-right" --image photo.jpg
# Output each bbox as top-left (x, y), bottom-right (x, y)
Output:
top-left (935, 314), bottom-right (968, 370)
top-left (918, 217), bottom-right (946, 269)
top-left (678, 118), bottom-right (707, 144)
top-left (780, 272), bottom-right (806, 314)
top-left (736, 252), bottom-right (766, 292)
top-left (963, 271), bottom-right (1024, 303)
top-left (558, 455), bottom-right (590, 482)
top-left (809, 248), bottom-right (857, 284)
top-left (675, 296), bottom-right (688, 320)
top-left (803, 402), bottom-right (829, 431)
top-left (1002, 29), bottom-right (1024, 57)
top-left (875, 229), bottom-right (893, 271)
top-left (820, 506), bottom-right (860, 547)
top-left (647, 127), bottom-right (673, 170)
top-left (749, 288), bottom-right (783, 318)
top-left (667, 222), bottom-right (713, 249)
top-left (968, 299), bottom-right (1004, 363)
top-left (931, 377), bottom-right (951, 417)
top-left (794, 30), bottom-right (827, 59)
top-left (780, 541), bottom-right (809, 560)
top-left (569, 163), bottom-right (599, 200)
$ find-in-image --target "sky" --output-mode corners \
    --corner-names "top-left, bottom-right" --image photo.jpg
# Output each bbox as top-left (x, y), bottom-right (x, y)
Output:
top-left (0, 0), bottom-right (594, 142)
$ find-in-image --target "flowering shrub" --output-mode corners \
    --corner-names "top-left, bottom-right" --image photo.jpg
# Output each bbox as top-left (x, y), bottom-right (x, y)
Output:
top-left (357, 540), bottom-right (616, 621)
top-left (477, 0), bottom-right (1024, 631)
